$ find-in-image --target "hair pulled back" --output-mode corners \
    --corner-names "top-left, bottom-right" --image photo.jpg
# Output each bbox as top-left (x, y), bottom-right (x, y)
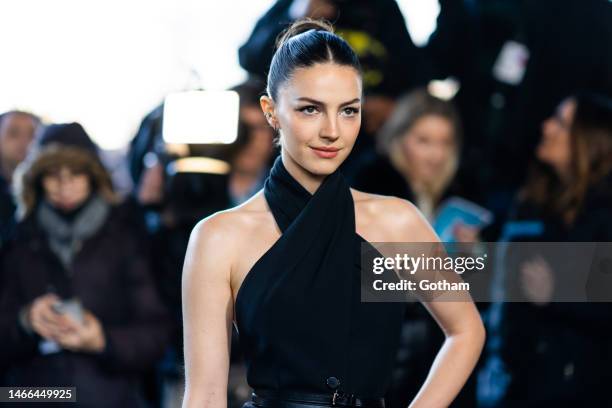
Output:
top-left (266, 19), bottom-right (361, 100)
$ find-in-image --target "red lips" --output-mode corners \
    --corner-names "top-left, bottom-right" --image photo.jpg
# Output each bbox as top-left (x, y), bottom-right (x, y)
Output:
top-left (310, 146), bottom-right (340, 159)
top-left (311, 146), bottom-right (340, 152)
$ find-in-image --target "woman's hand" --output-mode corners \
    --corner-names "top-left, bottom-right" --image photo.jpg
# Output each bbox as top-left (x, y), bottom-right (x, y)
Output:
top-left (452, 223), bottom-right (480, 244)
top-left (53, 311), bottom-right (106, 353)
top-left (26, 296), bottom-right (106, 352)
top-left (520, 256), bottom-right (554, 305)
top-left (450, 223), bottom-right (482, 264)
top-left (26, 293), bottom-right (64, 340)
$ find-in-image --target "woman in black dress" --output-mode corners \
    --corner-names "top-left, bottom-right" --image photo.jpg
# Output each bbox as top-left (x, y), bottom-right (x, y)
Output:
top-left (181, 20), bottom-right (485, 408)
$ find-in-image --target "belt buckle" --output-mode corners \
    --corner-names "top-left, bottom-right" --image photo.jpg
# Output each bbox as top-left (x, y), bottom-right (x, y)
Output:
top-left (332, 390), bottom-right (339, 406)
top-left (332, 390), bottom-right (356, 406)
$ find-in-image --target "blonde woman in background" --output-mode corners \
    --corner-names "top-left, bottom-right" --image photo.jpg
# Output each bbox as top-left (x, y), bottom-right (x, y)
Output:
top-left (354, 88), bottom-right (479, 242)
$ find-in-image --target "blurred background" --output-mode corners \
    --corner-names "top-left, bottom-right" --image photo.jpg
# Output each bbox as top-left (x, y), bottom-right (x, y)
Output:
top-left (0, 0), bottom-right (438, 150)
top-left (1, 0), bottom-right (611, 407)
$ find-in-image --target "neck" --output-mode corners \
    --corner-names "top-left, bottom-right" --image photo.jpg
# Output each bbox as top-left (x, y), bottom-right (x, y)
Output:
top-left (281, 150), bottom-right (326, 195)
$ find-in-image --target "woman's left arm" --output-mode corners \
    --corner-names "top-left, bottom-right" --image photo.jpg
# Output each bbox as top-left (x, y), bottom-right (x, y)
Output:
top-left (409, 296), bottom-right (485, 407)
top-left (384, 198), bottom-right (486, 408)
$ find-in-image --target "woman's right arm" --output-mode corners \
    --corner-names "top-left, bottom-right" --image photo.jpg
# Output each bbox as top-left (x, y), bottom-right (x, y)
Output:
top-left (182, 214), bottom-right (236, 408)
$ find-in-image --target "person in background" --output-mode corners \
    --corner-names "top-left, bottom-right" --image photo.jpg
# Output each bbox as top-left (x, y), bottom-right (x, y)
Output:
top-left (239, 0), bottom-right (425, 99)
top-left (0, 112), bottom-right (41, 382)
top-left (353, 88), bottom-right (479, 241)
top-left (0, 110), bottom-right (40, 245)
top-left (484, 93), bottom-right (612, 407)
top-left (0, 123), bottom-right (170, 408)
top-left (422, 0), bottom-right (611, 241)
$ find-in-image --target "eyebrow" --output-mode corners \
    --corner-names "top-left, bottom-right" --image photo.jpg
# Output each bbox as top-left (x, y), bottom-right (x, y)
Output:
top-left (296, 97), bottom-right (361, 106)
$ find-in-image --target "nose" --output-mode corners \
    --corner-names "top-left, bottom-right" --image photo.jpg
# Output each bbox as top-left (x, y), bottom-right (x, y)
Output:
top-left (57, 180), bottom-right (74, 196)
top-left (320, 115), bottom-right (340, 142)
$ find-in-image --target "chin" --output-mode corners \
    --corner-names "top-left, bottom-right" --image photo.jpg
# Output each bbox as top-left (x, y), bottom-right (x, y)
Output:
top-left (306, 156), bottom-right (345, 176)
top-left (310, 165), bottom-right (337, 177)
top-left (58, 204), bottom-right (78, 211)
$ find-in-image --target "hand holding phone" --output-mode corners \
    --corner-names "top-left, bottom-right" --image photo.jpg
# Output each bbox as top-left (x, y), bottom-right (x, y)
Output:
top-left (51, 298), bottom-right (106, 353)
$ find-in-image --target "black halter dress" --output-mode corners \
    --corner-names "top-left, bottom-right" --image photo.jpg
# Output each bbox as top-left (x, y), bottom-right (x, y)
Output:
top-left (235, 156), bottom-right (407, 408)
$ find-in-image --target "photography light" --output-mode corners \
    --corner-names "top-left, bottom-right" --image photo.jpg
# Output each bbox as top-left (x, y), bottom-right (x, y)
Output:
top-left (162, 90), bottom-right (239, 145)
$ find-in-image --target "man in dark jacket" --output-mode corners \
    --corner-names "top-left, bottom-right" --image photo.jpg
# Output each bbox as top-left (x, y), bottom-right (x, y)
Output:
top-left (0, 110), bottom-right (40, 246)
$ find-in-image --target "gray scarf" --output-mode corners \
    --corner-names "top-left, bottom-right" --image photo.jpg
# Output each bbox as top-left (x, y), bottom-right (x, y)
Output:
top-left (37, 194), bottom-right (110, 272)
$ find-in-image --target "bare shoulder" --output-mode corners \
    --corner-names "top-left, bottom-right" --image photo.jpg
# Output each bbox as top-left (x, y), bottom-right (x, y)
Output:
top-left (351, 189), bottom-right (439, 242)
top-left (190, 189), bottom-right (271, 250)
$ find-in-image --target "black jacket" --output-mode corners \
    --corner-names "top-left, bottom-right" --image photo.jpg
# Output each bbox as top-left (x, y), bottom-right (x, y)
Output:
top-left (238, 0), bottom-right (426, 97)
top-left (0, 175), bottom-right (16, 248)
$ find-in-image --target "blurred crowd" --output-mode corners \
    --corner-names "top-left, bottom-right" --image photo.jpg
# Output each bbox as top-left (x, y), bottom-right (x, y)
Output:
top-left (1, 0), bottom-right (611, 407)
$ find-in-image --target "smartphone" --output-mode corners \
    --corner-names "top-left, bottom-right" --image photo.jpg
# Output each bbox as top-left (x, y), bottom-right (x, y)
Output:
top-left (52, 298), bottom-right (85, 325)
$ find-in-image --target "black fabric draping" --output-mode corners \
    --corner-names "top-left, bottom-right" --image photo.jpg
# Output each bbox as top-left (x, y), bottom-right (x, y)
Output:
top-left (235, 155), bottom-right (406, 400)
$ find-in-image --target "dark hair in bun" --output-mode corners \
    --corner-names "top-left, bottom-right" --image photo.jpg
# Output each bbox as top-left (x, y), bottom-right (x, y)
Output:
top-left (267, 18), bottom-right (361, 100)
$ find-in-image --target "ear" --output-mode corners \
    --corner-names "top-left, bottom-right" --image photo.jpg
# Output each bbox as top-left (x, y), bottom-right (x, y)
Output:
top-left (260, 95), bottom-right (278, 130)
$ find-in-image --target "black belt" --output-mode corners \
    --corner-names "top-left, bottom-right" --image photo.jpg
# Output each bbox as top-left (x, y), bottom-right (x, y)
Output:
top-left (251, 389), bottom-right (386, 407)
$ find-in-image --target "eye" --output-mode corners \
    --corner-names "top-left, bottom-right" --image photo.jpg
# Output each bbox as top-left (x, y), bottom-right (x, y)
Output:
top-left (414, 134), bottom-right (431, 145)
top-left (341, 107), bottom-right (360, 117)
top-left (298, 105), bottom-right (319, 115)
